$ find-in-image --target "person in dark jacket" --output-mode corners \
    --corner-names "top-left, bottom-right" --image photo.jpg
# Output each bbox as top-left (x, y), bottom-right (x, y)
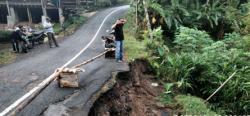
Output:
top-left (112, 18), bottom-right (127, 62)
top-left (10, 26), bottom-right (26, 53)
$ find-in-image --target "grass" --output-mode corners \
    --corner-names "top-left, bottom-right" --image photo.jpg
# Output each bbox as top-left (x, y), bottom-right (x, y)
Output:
top-left (124, 32), bottom-right (147, 61)
top-left (123, 9), bottom-right (147, 61)
top-left (175, 95), bottom-right (218, 115)
top-left (0, 49), bottom-right (16, 65)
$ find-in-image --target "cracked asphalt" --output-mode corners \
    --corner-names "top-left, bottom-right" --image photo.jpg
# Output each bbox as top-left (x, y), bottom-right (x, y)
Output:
top-left (0, 6), bottom-right (129, 116)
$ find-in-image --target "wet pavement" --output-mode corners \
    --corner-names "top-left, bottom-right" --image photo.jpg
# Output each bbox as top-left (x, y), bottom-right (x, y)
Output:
top-left (0, 6), bottom-right (129, 116)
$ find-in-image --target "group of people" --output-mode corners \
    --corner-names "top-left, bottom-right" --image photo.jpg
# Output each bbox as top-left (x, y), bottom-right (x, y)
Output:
top-left (10, 17), bottom-right (126, 62)
top-left (11, 17), bottom-right (59, 53)
top-left (11, 25), bottom-right (30, 53)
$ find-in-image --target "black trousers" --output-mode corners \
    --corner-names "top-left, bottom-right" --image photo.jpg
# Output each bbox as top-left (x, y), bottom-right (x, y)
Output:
top-left (47, 32), bottom-right (59, 47)
top-left (11, 39), bottom-right (19, 52)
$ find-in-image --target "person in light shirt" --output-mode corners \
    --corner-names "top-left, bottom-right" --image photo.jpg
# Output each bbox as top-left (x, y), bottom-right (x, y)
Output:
top-left (43, 17), bottom-right (59, 48)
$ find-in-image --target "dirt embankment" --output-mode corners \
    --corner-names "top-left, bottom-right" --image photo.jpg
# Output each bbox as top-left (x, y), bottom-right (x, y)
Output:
top-left (89, 59), bottom-right (172, 116)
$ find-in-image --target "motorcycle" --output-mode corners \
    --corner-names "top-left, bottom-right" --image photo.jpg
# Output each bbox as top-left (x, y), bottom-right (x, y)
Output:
top-left (27, 30), bottom-right (46, 48)
top-left (102, 30), bottom-right (116, 58)
top-left (20, 35), bottom-right (32, 53)
top-left (19, 30), bottom-right (46, 53)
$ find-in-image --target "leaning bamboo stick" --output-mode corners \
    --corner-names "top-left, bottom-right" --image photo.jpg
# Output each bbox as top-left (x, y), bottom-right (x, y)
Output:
top-left (205, 71), bottom-right (237, 102)
top-left (73, 49), bottom-right (113, 68)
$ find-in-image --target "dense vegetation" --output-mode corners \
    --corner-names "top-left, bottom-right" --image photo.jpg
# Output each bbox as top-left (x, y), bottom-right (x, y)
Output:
top-left (127, 0), bottom-right (250, 114)
top-left (95, 0), bottom-right (129, 7)
top-left (0, 31), bottom-right (11, 43)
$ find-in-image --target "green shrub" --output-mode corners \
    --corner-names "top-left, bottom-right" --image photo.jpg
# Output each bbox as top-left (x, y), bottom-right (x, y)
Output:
top-left (174, 27), bottom-right (213, 52)
top-left (149, 27), bottom-right (250, 114)
top-left (243, 35), bottom-right (250, 51)
top-left (64, 16), bottom-right (85, 29)
top-left (145, 27), bottom-right (167, 55)
top-left (53, 23), bottom-right (61, 34)
top-left (223, 32), bottom-right (243, 49)
top-left (241, 3), bottom-right (250, 35)
top-left (96, 0), bottom-right (128, 7)
top-left (175, 95), bottom-right (218, 115)
top-left (96, 0), bottom-right (112, 7)
top-left (0, 31), bottom-right (12, 43)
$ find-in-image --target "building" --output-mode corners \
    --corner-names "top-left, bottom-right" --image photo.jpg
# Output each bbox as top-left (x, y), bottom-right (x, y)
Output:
top-left (0, 0), bottom-right (94, 29)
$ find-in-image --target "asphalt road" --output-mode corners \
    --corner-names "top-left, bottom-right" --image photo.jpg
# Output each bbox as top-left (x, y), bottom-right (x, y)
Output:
top-left (0, 6), bottom-right (129, 116)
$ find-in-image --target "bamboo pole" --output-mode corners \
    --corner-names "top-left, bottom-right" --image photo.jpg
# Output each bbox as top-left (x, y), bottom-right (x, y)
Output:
top-left (0, 49), bottom-right (113, 116)
top-left (205, 71), bottom-right (237, 102)
top-left (0, 69), bottom-right (63, 116)
top-left (73, 49), bottom-right (113, 68)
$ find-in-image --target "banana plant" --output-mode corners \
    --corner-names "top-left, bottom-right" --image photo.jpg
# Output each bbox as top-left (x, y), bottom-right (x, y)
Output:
top-left (149, 0), bottom-right (190, 29)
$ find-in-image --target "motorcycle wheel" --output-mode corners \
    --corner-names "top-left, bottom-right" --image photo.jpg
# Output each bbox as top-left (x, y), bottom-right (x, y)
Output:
top-left (27, 44), bottom-right (33, 49)
top-left (21, 45), bottom-right (28, 53)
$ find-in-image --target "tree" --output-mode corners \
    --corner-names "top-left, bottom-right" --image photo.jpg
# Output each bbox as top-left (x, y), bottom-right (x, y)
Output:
top-left (143, 0), bottom-right (153, 39)
top-left (147, 0), bottom-right (248, 39)
top-left (149, 0), bottom-right (190, 30)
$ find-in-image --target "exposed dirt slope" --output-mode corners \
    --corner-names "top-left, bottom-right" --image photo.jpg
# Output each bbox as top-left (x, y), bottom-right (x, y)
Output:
top-left (89, 59), bottom-right (172, 116)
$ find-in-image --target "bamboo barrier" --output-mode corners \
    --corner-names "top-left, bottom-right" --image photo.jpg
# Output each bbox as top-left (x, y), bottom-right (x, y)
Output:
top-left (0, 49), bottom-right (113, 116)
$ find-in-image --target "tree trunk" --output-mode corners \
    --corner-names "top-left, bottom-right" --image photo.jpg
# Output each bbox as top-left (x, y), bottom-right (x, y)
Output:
top-left (6, 0), bottom-right (11, 16)
top-left (143, 0), bottom-right (153, 39)
top-left (206, 0), bottom-right (210, 5)
top-left (135, 0), bottom-right (138, 31)
top-left (41, 0), bottom-right (47, 16)
top-left (217, 20), bottom-right (225, 40)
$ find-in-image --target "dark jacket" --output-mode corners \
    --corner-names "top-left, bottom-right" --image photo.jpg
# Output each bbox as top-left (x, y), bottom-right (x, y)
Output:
top-left (11, 30), bottom-right (26, 42)
top-left (114, 24), bottom-right (124, 41)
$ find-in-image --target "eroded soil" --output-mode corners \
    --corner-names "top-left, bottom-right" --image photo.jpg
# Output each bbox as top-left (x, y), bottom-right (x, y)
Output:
top-left (89, 59), bottom-right (172, 116)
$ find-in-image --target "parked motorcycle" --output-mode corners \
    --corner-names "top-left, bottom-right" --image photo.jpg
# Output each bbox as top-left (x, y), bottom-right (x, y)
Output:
top-left (27, 30), bottom-right (46, 48)
top-left (20, 35), bottom-right (32, 53)
top-left (102, 30), bottom-right (116, 58)
top-left (19, 30), bottom-right (46, 53)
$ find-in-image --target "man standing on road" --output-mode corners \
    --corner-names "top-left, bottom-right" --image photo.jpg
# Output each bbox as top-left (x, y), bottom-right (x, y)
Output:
top-left (112, 18), bottom-right (127, 62)
top-left (43, 17), bottom-right (59, 48)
